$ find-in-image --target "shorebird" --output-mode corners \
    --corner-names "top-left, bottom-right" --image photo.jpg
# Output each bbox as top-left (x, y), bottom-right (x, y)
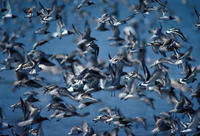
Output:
top-left (68, 126), bottom-right (82, 135)
top-left (95, 13), bottom-right (109, 31)
top-left (0, 107), bottom-right (13, 131)
top-left (158, 10), bottom-right (175, 21)
top-left (27, 49), bottom-right (55, 66)
top-left (13, 78), bottom-right (43, 90)
top-left (28, 123), bottom-right (44, 136)
top-left (86, 41), bottom-right (99, 57)
top-left (1, 0), bottom-right (17, 19)
top-left (43, 85), bottom-right (74, 99)
top-left (124, 126), bottom-right (135, 136)
top-left (32, 37), bottom-right (53, 50)
top-left (17, 105), bottom-right (48, 127)
top-left (0, 0), bottom-right (200, 135)
top-left (34, 23), bottom-right (50, 35)
top-left (0, 58), bottom-right (14, 71)
top-left (166, 27), bottom-right (188, 42)
top-left (181, 108), bottom-right (200, 135)
top-left (72, 20), bottom-right (96, 51)
top-left (125, 71), bottom-right (145, 81)
top-left (77, 0), bottom-right (94, 9)
top-left (15, 58), bottom-right (41, 75)
top-left (108, 20), bottom-right (124, 43)
top-left (109, 14), bottom-right (135, 26)
top-left (191, 82), bottom-right (200, 104)
top-left (152, 114), bottom-right (172, 134)
top-left (47, 102), bottom-right (90, 120)
top-left (179, 63), bottom-right (197, 84)
top-left (37, 1), bottom-right (55, 24)
top-left (194, 8), bottom-right (200, 29)
top-left (24, 6), bottom-right (36, 22)
top-left (140, 95), bottom-right (155, 109)
top-left (52, 16), bottom-right (74, 39)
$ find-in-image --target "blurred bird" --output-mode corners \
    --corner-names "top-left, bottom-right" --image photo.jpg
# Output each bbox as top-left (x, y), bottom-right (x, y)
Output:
top-left (77, 0), bottom-right (94, 9)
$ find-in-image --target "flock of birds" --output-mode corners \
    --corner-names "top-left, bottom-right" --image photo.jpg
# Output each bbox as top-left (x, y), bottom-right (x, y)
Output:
top-left (0, 0), bottom-right (200, 135)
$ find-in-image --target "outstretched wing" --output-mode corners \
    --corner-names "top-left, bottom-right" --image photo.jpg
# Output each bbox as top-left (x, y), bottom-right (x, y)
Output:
top-left (72, 24), bottom-right (83, 37)
top-left (84, 20), bottom-right (91, 38)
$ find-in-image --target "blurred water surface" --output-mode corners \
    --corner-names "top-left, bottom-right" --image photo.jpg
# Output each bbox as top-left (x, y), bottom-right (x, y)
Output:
top-left (0, 0), bottom-right (200, 135)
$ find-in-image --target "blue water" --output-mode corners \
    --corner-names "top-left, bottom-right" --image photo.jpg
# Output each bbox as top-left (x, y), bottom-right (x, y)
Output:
top-left (0, 0), bottom-right (200, 135)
